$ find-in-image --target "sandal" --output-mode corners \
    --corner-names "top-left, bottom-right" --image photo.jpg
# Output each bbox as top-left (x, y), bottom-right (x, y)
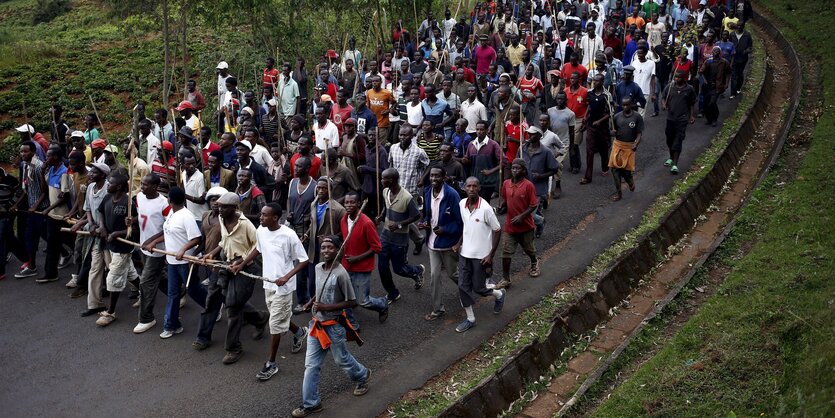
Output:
top-left (424, 311), bottom-right (445, 321)
top-left (610, 193), bottom-right (622, 202)
top-left (579, 178), bottom-right (591, 185)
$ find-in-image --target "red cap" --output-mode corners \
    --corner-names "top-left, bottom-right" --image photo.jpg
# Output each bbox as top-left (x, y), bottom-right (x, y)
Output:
top-left (91, 139), bottom-right (107, 149)
top-left (161, 141), bottom-right (174, 151)
top-left (325, 49), bottom-right (338, 59)
top-left (175, 100), bottom-right (194, 111)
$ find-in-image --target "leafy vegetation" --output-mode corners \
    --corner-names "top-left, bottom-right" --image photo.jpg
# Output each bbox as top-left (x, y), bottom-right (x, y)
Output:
top-left (592, 1), bottom-right (835, 415)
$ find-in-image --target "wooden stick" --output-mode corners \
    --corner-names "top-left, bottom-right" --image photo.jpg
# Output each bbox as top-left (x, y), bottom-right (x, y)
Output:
top-left (88, 94), bottom-right (106, 137)
top-left (61, 228), bottom-right (272, 281)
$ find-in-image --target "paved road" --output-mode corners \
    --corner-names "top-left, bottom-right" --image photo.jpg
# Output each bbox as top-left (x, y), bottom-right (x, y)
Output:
top-left (0, 96), bottom-right (738, 417)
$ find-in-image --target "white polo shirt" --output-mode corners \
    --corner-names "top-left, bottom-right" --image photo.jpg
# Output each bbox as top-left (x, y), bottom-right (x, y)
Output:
top-left (459, 197), bottom-right (501, 259)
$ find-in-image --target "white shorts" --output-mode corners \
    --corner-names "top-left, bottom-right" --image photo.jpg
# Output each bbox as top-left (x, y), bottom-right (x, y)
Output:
top-left (106, 252), bottom-right (139, 292)
top-left (265, 289), bottom-right (293, 335)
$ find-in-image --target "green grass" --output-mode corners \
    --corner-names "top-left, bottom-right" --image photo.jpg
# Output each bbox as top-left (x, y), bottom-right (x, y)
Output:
top-left (591, 2), bottom-right (835, 416)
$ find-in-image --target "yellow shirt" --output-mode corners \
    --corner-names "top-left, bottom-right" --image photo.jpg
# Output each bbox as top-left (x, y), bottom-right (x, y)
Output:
top-left (129, 158), bottom-right (150, 198)
top-left (219, 213), bottom-right (257, 262)
top-left (723, 17), bottom-right (739, 32)
top-left (507, 44), bottom-right (526, 67)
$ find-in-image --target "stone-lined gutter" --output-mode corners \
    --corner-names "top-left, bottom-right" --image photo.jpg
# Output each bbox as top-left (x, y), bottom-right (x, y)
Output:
top-left (434, 12), bottom-right (801, 418)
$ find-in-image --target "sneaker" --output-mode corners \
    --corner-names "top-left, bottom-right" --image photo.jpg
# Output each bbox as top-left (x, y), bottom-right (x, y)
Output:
top-left (96, 312), bottom-right (116, 327)
top-left (664, 159), bottom-right (673, 167)
top-left (671, 165), bottom-right (679, 175)
top-left (58, 255), bottom-right (72, 269)
top-left (159, 327), bottom-right (184, 339)
top-left (291, 404), bottom-right (324, 417)
top-left (69, 287), bottom-right (87, 299)
top-left (65, 274), bottom-right (78, 288)
top-left (15, 267), bottom-right (37, 279)
top-left (256, 362), bottom-right (279, 381)
top-left (133, 320), bottom-right (156, 334)
top-left (80, 307), bottom-right (106, 317)
top-left (292, 327), bottom-right (308, 354)
top-left (414, 264), bottom-right (425, 289)
top-left (455, 319), bottom-right (475, 333)
top-left (729, 95), bottom-right (736, 99)
top-left (35, 276), bottom-right (58, 284)
top-left (192, 340), bottom-right (210, 351)
top-left (378, 307), bottom-right (389, 324)
top-left (222, 350), bottom-right (243, 365)
top-left (530, 258), bottom-right (541, 277)
top-left (353, 369), bottom-right (371, 396)
top-left (387, 294), bottom-right (401, 305)
top-left (493, 290), bottom-right (506, 314)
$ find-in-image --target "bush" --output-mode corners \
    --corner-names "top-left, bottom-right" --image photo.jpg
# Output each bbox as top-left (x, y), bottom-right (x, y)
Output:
top-left (32, 0), bottom-right (71, 25)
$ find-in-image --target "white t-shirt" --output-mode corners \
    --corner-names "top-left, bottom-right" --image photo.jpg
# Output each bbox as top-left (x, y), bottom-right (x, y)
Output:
top-left (250, 143), bottom-right (274, 168)
top-left (460, 99), bottom-right (488, 134)
top-left (181, 170), bottom-right (208, 220)
top-left (136, 193), bottom-right (169, 257)
top-left (143, 133), bottom-right (160, 165)
top-left (313, 120), bottom-right (340, 153)
top-left (459, 197), bottom-right (501, 259)
top-left (163, 207), bottom-right (201, 265)
top-left (406, 102), bottom-right (424, 127)
top-left (632, 58), bottom-right (656, 96)
top-left (256, 225), bottom-right (309, 295)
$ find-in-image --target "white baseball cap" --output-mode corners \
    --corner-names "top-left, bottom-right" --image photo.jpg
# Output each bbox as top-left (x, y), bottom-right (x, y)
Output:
top-left (15, 124), bottom-right (35, 134)
top-left (216, 61), bottom-right (229, 69)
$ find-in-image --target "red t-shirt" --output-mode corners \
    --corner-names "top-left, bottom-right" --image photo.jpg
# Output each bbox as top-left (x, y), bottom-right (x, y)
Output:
top-left (564, 86), bottom-right (590, 119)
top-left (263, 68), bottom-right (279, 87)
top-left (201, 142), bottom-right (220, 167)
top-left (289, 153), bottom-right (322, 179)
top-left (673, 60), bottom-right (694, 81)
top-left (501, 178), bottom-right (538, 234)
top-left (452, 66), bottom-right (476, 84)
top-left (516, 76), bottom-right (544, 103)
top-left (340, 213), bottom-right (382, 273)
top-left (504, 121), bottom-right (528, 164)
top-left (474, 45), bottom-right (497, 75)
top-left (560, 63), bottom-right (589, 86)
top-left (330, 103), bottom-right (353, 137)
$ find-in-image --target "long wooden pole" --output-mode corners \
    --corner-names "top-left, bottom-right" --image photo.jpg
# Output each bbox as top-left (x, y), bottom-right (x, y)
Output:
top-left (88, 94), bottom-right (106, 137)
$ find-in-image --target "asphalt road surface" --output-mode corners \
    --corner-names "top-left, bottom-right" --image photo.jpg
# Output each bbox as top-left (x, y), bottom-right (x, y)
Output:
top-left (0, 96), bottom-right (737, 417)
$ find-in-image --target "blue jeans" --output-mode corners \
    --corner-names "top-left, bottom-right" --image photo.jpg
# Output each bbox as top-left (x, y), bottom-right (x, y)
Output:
top-left (344, 271), bottom-right (387, 330)
top-left (164, 263), bottom-right (208, 331)
top-left (378, 242), bottom-right (421, 300)
top-left (302, 320), bottom-right (368, 409)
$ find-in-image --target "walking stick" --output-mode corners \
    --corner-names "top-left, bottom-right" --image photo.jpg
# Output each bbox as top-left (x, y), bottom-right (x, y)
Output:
top-left (126, 105), bottom-right (139, 238)
top-left (375, 126), bottom-right (381, 216)
top-left (312, 199), bottom-right (367, 316)
top-left (88, 94), bottom-right (106, 137)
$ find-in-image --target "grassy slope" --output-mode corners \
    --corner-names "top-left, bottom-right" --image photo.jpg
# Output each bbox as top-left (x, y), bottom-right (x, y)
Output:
top-left (592, 2), bottom-right (835, 417)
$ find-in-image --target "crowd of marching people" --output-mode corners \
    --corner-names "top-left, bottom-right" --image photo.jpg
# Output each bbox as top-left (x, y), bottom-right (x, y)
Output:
top-left (3, 0), bottom-right (753, 415)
